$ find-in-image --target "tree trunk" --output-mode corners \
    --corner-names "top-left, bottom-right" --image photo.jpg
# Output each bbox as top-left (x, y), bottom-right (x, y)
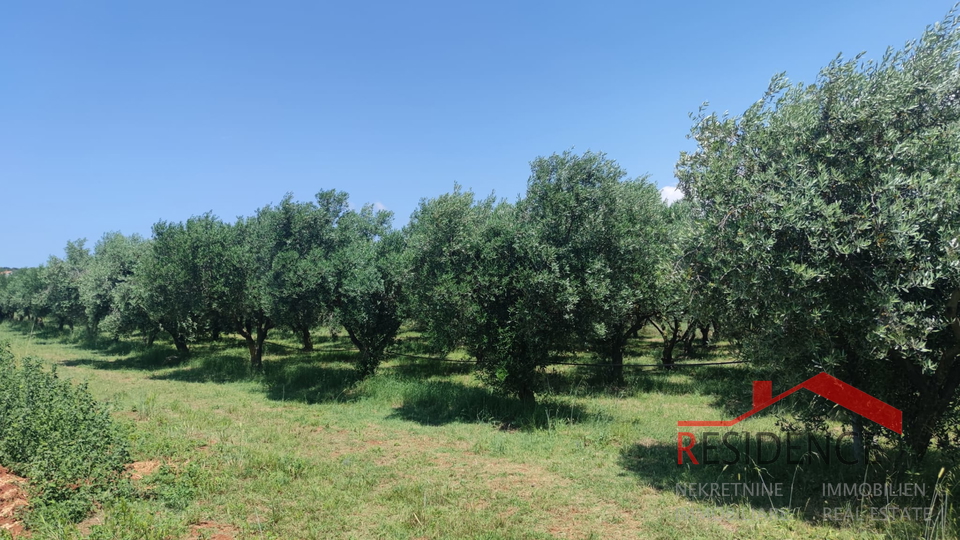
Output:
top-left (255, 326), bottom-right (269, 367)
top-left (518, 385), bottom-right (536, 406)
top-left (662, 341), bottom-right (676, 367)
top-left (238, 320), bottom-right (272, 369)
top-left (171, 332), bottom-right (189, 353)
top-left (239, 330), bottom-right (261, 368)
top-left (699, 325), bottom-right (710, 347)
top-left (345, 327), bottom-right (364, 354)
top-left (682, 326), bottom-right (696, 356)
top-left (609, 345), bottom-right (624, 385)
top-left (300, 327), bottom-right (313, 352)
top-left (660, 319), bottom-right (682, 368)
top-left (145, 329), bottom-right (158, 347)
top-left (903, 407), bottom-right (938, 460)
top-left (345, 327), bottom-right (382, 377)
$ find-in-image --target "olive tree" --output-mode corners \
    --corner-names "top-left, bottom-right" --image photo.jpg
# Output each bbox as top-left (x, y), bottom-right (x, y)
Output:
top-left (405, 186), bottom-right (500, 358)
top-left (80, 232), bottom-right (156, 340)
top-left (647, 201), bottom-right (699, 366)
top-left (0, 268), bottom-right (45, 323)
top-left (676, 12), bottom-right (960, 458)
top-left (39, 240), bottom-right (91, 331)
top-left (139, 214), bottom-right (235, 352)
top-left (407, 187), bottom-right (570, 402)
top-left (257, 191), bottom-right (348, 351)
top-left (328, 204), bottom-right (406, 377)
top-left (523, 151), bottom-right (666, 381)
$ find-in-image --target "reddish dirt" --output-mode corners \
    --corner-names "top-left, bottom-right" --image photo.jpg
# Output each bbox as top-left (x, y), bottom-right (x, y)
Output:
top-left (188, 520), bottom-right (240, 540)
top-left (0, 466), bottom-right (28, 537)
top-left (127, 460), bottom-right (161, 481)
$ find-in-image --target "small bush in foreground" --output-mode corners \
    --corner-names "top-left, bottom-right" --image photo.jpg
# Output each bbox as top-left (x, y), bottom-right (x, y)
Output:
top-left (0, 340), bottom-right (130, 522)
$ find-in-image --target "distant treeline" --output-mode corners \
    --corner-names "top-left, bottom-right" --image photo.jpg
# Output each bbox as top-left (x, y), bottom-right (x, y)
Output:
top-left (5, 13), bottom-right (960, 460)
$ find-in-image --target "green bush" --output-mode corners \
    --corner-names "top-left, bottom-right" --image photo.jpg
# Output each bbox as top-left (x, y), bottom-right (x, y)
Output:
top-left (0, 340), bottom-right (130, 522)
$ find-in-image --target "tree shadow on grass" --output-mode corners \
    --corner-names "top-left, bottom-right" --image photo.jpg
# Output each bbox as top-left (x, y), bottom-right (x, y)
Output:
top-left (629, 364), bottom-right (778, 420)
top-left (387, 379), bottom-right (595, 429)
top-left (297, 349), bottom-right (359, 365)
top-left (540, 364), bottom-right (660, 398)
top-left (257, 340), bottom-right (303, 357)
top-left (389, 334), bottom-right (441, 357)
top-left (385, 357), bottom-right (474, 379)
top-left (261, 355), bottom-right (361, 404)
top-left (62, 347), bottom-right (181, 372)
top-left (149, 353), bottom-right (253, 383)
top-left (152, 348), bottom-right (362, 386)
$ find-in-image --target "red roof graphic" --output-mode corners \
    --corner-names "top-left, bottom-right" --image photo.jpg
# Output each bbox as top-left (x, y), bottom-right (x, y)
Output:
top-left (677, 372), bottom-right (902, 434)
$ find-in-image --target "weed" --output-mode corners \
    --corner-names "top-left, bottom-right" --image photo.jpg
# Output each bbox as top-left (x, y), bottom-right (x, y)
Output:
top-left (0, 340), bottom-right (130, 524)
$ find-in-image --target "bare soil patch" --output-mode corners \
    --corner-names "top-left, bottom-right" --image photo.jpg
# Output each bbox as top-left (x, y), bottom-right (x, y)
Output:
top-left (0, 466), bottom-right (28, 537)
top-left (188, 520), bottom-right (240, 540)
top-left (127, 460), bottom-right (161, 481)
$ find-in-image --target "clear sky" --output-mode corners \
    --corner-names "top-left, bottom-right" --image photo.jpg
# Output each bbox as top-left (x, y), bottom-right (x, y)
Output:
top-left (1, 1), bottom-right (954, 267)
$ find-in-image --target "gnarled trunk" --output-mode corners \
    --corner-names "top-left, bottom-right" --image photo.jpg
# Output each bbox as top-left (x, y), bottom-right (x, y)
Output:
top-left (144, 328), bottom-right (159, 347)
top-left (238, 318), bottom-right (275, 369)
top-left (172, 333), bottom-right (189, 353)
top-left (699, 325), bottom-right (710, 347)
top-left (300, 326), bottom-right (313, 352)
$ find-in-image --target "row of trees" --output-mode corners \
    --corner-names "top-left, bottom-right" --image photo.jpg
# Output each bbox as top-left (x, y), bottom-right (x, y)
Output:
top-left (0, 157), bottom-right (699, 399)
top-left (0, 192), bottom-right (407, 374)
top-left (4, 12), bottom-right (960, 458)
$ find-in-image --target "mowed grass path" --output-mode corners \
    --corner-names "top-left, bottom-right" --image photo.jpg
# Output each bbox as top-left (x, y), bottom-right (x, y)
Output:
top-left (0, 323), bottom-right (884, 539)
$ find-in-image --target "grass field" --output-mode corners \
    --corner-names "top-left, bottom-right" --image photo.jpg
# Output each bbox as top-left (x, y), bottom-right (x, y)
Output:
top-left (0, 322), bottom-right (953, 539)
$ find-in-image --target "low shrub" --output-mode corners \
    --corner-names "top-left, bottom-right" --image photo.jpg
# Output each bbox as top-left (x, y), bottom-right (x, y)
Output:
top-left (0, 340), bottom-right (130, 522)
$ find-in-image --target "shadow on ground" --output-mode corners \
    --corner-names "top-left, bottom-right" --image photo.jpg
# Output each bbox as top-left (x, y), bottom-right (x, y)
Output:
top-left (262, 355), bottom-right (361, 404)
top-left (63, 347), bottom-right (182, 372)
top-left (629, 363), bottom-right (778, 420)
top-left (387, 378), bottom-right (595, 429)
top-left (386, 357), bottom-right (474, 379)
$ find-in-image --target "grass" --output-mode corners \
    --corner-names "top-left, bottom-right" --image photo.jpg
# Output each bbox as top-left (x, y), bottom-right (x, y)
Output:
top-left (0, 321), bottom-right (955, 539)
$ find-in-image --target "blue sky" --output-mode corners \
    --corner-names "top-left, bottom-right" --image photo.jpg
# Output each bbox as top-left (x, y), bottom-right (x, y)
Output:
top-left (1, 1), bottom-right (953, 267)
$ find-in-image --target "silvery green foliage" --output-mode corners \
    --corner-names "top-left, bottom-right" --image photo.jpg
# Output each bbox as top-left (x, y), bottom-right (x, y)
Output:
top-left (140, 213), bottom-right (235, 352)
top-left (255, 191), bottom-right (349, 351)
top-left (677, 11), bottom-right (960, 456)
top-left (329, 204), bottom-right (406, 377)
top-left (0, 267), bottom-right (45, 321)
top-left (406, 150), bottom-right (667, 399)
top-left (80, 232), bottom-right (155, 339)
top-left (522, 151), bottom-right (667, 380)
top-left (407, 187), bottom-right (561, 401)
top-left (40, 239), bottom-right (91, 330)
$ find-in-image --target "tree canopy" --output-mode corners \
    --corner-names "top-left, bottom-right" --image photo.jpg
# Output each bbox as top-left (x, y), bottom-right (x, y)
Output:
top-left (677, 12), bottom-right (960, 457)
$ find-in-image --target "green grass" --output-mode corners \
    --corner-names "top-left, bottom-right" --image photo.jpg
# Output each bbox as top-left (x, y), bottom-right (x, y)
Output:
top-left (0, 322), bottom-right (955, 539)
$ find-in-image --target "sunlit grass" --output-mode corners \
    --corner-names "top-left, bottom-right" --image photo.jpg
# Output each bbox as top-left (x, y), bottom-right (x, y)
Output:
top-left (0, 322), bottom-right (952, 539)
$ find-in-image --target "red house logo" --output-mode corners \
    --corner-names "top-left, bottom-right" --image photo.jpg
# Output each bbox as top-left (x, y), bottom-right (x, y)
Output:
top-left (678, 372), bottom-right (902, 434)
